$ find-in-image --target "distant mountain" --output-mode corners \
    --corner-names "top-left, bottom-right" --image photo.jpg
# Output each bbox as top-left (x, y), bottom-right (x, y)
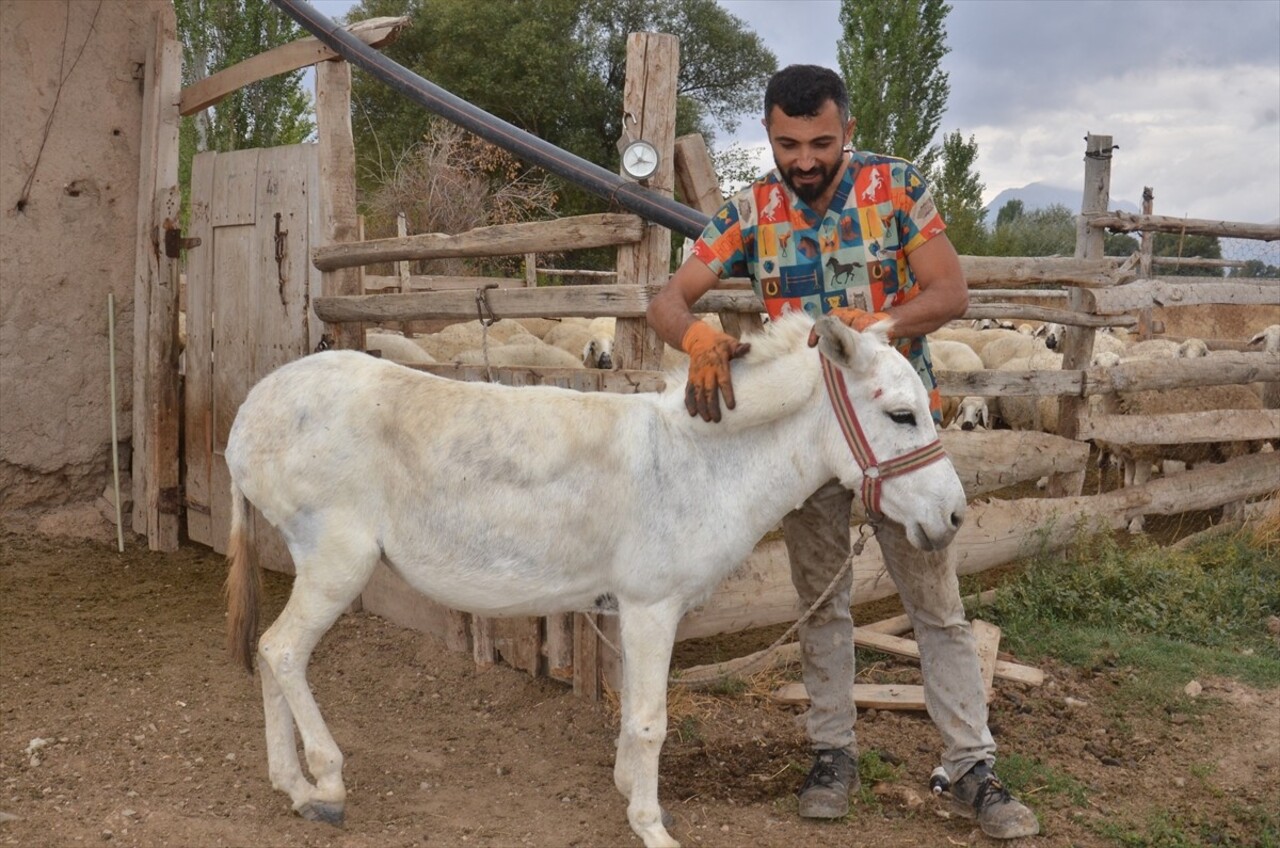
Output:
top-left (983, 181), bottom-right (1141, 224)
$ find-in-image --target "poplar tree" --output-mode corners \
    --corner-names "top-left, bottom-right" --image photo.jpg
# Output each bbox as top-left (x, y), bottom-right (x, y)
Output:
top-left (837, 0), bottom-right (950, 174)
top-left (932, 130), bottom-right (987, 254)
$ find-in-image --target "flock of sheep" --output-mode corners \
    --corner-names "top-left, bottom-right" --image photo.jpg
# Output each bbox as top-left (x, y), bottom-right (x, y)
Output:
top-left (363, 314), bottom-right (1278, 532)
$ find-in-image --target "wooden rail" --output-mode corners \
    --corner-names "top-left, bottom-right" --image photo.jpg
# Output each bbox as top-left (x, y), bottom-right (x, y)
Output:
top-left (1088, 211), bottom-right (1280, 242)
top-left (312, 214), bottom-right (644, 271)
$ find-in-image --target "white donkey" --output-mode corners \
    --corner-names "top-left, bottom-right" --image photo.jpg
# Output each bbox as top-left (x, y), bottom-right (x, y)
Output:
top-left (224, 313), bottom-right (967, 848)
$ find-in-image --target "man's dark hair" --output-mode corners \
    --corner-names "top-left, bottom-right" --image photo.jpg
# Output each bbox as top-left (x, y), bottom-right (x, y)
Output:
top-left (764, 65), bottom-right (849, 124)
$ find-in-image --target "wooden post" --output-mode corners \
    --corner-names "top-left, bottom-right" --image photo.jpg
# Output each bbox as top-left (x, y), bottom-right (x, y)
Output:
top-left (673, 133), bottom-right (763, 339)
top-left (612, 32), bottom-right (677, 371)
top-left (524, 252), bottom-right (538, 287)
top-left (1137, 187), bottom-right (1155, 339)
top-left (1052, 134), bottom-right (1112, 494)
top-left (131, 9), bottom-right (182, 550)
top-left (315, 59), bottom-right (363, 350)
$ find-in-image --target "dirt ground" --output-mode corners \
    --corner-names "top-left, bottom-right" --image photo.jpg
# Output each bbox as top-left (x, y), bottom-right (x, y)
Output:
top-left (1, 528), bottom-right (1277, 848)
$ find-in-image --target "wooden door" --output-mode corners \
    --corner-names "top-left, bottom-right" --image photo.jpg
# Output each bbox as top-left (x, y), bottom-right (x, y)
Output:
top-left (184, 144), bottom-right (320, 569)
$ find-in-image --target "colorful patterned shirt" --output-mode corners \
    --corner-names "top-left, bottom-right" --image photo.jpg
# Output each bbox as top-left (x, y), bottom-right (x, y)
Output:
top-left (691, 151), bottom-right (947, 420)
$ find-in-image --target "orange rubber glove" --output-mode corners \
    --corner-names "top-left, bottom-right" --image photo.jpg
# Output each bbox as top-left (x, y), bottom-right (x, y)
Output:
top-left (682, 321), bottom-right (751, 422)
top-left (808, 307), bottom-right (892, 347)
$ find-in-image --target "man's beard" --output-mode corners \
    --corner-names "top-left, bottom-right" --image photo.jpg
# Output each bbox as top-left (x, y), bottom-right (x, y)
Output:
top-left (779, 158), bottom-right (840, 204)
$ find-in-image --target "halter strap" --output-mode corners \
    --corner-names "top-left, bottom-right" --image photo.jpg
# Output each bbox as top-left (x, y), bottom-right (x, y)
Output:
top-left (820, 354), bottom-right (948, 521)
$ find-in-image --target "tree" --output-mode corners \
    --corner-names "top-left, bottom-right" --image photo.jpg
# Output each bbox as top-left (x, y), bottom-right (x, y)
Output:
top-left (1228, 259), bottom-right (1280, 278)
top-left (931, 130), bottom-right (986, 254)
top-left (837, 0), bottom-right (950, 174)
top-left (347, 0), bottom-right (775, 211)
top-left (990, 203), bottom-right (1077, 257)
top-left (1152, 231), bottom-right (1223, 277)
top-left (175, 0), bottom-right (313, 218)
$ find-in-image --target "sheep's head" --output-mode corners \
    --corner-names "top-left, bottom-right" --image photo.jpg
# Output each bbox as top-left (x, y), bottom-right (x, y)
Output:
top-left (1248, 324), bottom-right (1280, 353)
top-left (582, 336), bottom-right (614, 369)
top-left (1039, 323), bottom-right (1066, 350)
top-left (1175, 338), bottom-right (1209, 358)
top-left (956, 396), bottom-right (990, 431)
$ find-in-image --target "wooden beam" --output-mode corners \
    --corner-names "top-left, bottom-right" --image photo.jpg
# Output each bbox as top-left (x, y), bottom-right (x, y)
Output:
top-left (315, 59), bottom-right (363, 350)
top-left (1082, 278), bottom-right (1280, 315)
top-left (613, 32), bottom-right (678, 372)
top-left (179, 17), bottom-right (409, 116)
top-left (937, 352), bottom-right (1279, 398)
top-left (773, 682), bottom-right (927, 711)
top-left (1089, 210), bottom-right (1280, 242)
top-left (859, 589), bottom-right (1000, 636)
top-left (312, 214), bottom-right (644, 271)
top-left (959, 255), bottom-right (1132, 288)
top-left (1077, 409), bottom-right (1280, 445)
top-left (963, 303), bottom-right (1136, 327)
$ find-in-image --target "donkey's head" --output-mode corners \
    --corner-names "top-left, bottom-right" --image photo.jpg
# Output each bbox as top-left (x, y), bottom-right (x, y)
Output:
top-left (812, 316), bottom-right (967, 551)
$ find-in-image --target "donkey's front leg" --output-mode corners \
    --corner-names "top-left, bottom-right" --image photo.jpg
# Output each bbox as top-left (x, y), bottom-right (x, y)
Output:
top-left (614, 601), bottom-right (683, 848)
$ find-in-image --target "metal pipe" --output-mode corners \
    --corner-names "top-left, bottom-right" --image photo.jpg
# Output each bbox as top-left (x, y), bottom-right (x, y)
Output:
top-left (273, 0), bottom-right (711, 240)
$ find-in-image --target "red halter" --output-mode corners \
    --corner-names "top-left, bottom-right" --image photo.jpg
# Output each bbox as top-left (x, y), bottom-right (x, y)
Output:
top-left (820, 354), bottom-right (949, 521)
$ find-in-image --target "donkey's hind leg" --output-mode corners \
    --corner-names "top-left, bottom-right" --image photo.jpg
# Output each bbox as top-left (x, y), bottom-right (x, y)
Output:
top-left (257, 524), bottom-right (381, 825)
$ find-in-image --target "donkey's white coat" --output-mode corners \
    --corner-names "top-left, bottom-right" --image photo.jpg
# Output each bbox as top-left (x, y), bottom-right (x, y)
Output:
top-left (224, 313), bottom-right (967, 848)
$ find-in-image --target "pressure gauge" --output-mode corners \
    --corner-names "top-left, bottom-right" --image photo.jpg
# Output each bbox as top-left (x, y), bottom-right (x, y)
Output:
top-left (620, 139), bottom-right (660, 181)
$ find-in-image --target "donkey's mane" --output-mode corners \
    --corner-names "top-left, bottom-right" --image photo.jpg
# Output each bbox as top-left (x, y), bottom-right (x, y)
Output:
top-left (661, 312), bottom-right (825, 432)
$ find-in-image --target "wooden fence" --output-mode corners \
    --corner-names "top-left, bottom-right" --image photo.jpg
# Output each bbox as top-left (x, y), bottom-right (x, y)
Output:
top-left (145, 21), bottom-right (1280, 699)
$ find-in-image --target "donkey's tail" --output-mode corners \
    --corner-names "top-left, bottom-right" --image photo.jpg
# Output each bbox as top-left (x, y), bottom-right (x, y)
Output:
top-left (224, 481), bottom-right (261, 674)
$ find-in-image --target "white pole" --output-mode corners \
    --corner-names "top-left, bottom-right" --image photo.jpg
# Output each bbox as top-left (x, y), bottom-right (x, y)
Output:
top-left (107, 293), bottom-right (124, 552)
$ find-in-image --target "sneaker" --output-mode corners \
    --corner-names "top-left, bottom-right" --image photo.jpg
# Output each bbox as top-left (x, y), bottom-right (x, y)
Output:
top-left (797, 749), bottom-right (860, 819)
top-left (949, 762), bottom-right (1040, 839)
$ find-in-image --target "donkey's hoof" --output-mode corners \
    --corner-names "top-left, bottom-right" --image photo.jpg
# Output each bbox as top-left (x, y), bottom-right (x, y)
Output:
top-left (297, 800), bottom-right (345, 826)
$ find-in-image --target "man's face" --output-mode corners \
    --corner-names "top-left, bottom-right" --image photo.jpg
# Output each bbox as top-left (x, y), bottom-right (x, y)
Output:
top-left (765, 100), bottom-right (853, 204)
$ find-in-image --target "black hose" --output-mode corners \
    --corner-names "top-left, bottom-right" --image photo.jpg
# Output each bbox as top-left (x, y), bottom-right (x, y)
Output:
top-left (273, 0), bottom-right (711, 240)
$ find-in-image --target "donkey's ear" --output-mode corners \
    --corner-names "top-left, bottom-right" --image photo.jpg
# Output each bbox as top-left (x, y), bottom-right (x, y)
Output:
top-left (814, 315), bottom-right (878, 372)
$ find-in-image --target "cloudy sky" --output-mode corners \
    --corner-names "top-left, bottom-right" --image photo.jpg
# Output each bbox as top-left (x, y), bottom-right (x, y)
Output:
top-left (307, 0), bottom-right (1280, 225)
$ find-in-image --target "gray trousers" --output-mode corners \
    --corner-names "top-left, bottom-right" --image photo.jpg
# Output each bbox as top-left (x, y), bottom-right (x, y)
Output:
top-left (782, 479), bottom-right (995, 781)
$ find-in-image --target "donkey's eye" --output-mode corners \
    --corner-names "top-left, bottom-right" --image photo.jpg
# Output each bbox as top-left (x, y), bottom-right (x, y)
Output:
top-left (888, 411), bottom-right (917, 426)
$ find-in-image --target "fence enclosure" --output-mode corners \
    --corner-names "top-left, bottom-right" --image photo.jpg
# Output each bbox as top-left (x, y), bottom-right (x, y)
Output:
top-left (143, 21), bottom-right (1280, 699)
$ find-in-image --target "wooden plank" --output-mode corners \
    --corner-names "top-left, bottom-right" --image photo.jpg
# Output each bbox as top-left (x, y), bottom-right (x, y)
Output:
top-left (859, 588), bottom-right (999, 636)
top-left (1089, 210), bottom-right (1280, 242)
top-left (180, 17), bottom-right (409, 116)
top-left (315, 58), bottom-right (363, 350)
top-left (573, 613), bottom-right (602, 700)
top-left (612, 32), bottom-right (677, 371)
top-left (472, 616), bottom-right (496, 670)
top-left (251, 145), bottom-right (317, 574)
top-left (184, 152), bottom-right (216, 545)
top-left (959, 255), bottom-right (1132, 288)
top-left (544, 613), bottom-right (576, 683)
top-left (971, 619), bottom-right (1001, 701)
top-left (1083, 279), bottom-right (1280, 315)
top-left (361, 563), bottom-right (470, 651)
top-left (131, 11), bottom-right (164, 539)
top-left (364, 273), bottom-right (532, 293)
top-left (939, 429), bottom-right (1090, 497)
top-left (492, 618), bottom-right (543, 676)
top-left (313, 213), bottom-right (644, 271)
top-left (315, 284), bottom-right (772, 324)
top-left (852, 627), bottom-right (1040, 687)
top-left (937, 352), bottom-right (1279, 398)
top-left (772, 682), bottom-right (927, 711)
top-left (208, 224), bottom-right (256, 552)
top-left (963, 303), bottom-right (1134, 327)
top-left (1077, 409), bottom-right (1280, 446)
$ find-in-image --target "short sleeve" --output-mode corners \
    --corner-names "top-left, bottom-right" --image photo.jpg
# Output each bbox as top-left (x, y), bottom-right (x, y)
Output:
top-left (897, 162), bottom-right (947, 254)
top-left (691, 199), bottom-right (747, 279)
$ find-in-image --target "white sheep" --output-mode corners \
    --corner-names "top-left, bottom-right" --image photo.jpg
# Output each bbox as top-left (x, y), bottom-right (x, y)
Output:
top-left (1123, 338), bottom-right (1181, 359)
top-left (452, 335), bottom-right (585, 369)
top-left (1099, 383), bottom-right (1264, 532)
top-left (1248, 324), bottom-right (1280, 410)
top-left (931, 325), bottom-right (1024, 359)
top-left (414, 320), bottom-right (538, 361)
top-left (366, 331), bottom-right (438, 365)
top-left (993, 349), bottom-right (1064, 433)
top-left (929, 338), bottom-right (988, 430)
top-left (980, 333), bottom-right (1050, 369)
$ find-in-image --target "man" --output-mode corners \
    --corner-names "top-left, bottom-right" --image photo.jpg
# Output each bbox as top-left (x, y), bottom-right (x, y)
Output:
top-left (646, 64), bottom-right (1039, 839)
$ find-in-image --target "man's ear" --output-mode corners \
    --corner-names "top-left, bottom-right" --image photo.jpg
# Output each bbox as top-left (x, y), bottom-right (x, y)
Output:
top-left (845, 118), bottom-right (856, 147)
